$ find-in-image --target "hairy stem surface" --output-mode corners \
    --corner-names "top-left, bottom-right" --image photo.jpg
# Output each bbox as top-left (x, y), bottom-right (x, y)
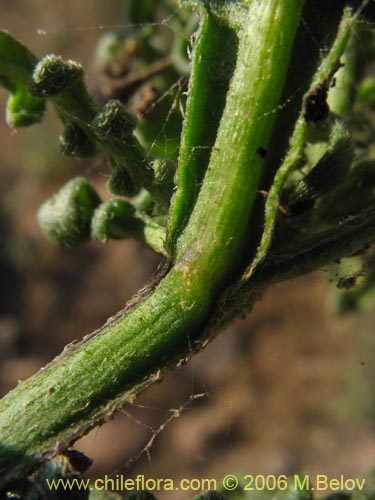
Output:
top-left (0, 0), bottom-right (304, 483)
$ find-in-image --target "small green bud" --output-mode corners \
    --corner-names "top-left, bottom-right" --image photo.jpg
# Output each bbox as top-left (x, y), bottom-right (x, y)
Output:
top-left (107, 164), bottom-right (140, 197)
top-left (58, 122), bottom-right (96, 158)
top-left (28, 54), bottom-right (83, 97)
top-left (91, 199), bottom-right (144, 243)
top-left (38, 177), bottom-right (101, 247)
top-left (92, 100), bottom-right (138, 140)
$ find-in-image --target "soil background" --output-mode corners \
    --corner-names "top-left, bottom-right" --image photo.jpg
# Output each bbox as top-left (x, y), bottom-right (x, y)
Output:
top-left (0, 2), bottom-right (374, 498)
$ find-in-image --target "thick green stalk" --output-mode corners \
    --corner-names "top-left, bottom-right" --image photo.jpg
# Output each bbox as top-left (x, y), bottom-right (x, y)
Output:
top-left (174, 0), bottom-right (304, 282)
top-left (168, 11), bottom-right (238, 243)
top-left (0, 0), bottom-right (304, 484)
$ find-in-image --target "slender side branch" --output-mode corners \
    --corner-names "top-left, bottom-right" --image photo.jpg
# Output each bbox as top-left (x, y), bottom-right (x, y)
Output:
top-left (0, 33), bottom-right (172, 207)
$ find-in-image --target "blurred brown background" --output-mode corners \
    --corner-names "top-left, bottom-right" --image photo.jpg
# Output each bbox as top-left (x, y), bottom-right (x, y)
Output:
top-left (0, 1), bottom-right (374, 497)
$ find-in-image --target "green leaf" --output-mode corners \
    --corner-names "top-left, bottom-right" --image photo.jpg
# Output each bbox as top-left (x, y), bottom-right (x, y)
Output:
top-left (0, 30), bottom-right (38, 84)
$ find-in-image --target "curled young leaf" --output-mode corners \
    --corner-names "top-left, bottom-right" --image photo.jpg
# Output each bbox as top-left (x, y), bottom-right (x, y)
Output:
top-left (7, 85), bottom-right (45, 128)
top-left (38, 177), bottom-right (101, 247)
top-left (0, 75), bottom-right (45, 128)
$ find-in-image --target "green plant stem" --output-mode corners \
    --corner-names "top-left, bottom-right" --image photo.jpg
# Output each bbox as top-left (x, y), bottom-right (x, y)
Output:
top-left (168, 12), bottom-right (238, 243)
top-left (0, 0), bottom-right (304, 483)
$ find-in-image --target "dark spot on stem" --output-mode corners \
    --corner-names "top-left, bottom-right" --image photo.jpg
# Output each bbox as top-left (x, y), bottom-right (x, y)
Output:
top-left (256, 146), bottom-right (268, 158)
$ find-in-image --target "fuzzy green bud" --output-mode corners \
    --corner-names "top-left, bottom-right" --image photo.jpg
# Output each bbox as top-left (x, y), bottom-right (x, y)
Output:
top-left (58, 122), bottom-right (96, 158)
top-left (92, 100), bottom-right (138, 140)
top-left (107, 164), bottom-right (140, 197)
top-left (91, 199), bottom-right (143, 243)
top-left (28, 55), bottom-right (83, 98)
top-left (38, 177), bottom-right (101, 247)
